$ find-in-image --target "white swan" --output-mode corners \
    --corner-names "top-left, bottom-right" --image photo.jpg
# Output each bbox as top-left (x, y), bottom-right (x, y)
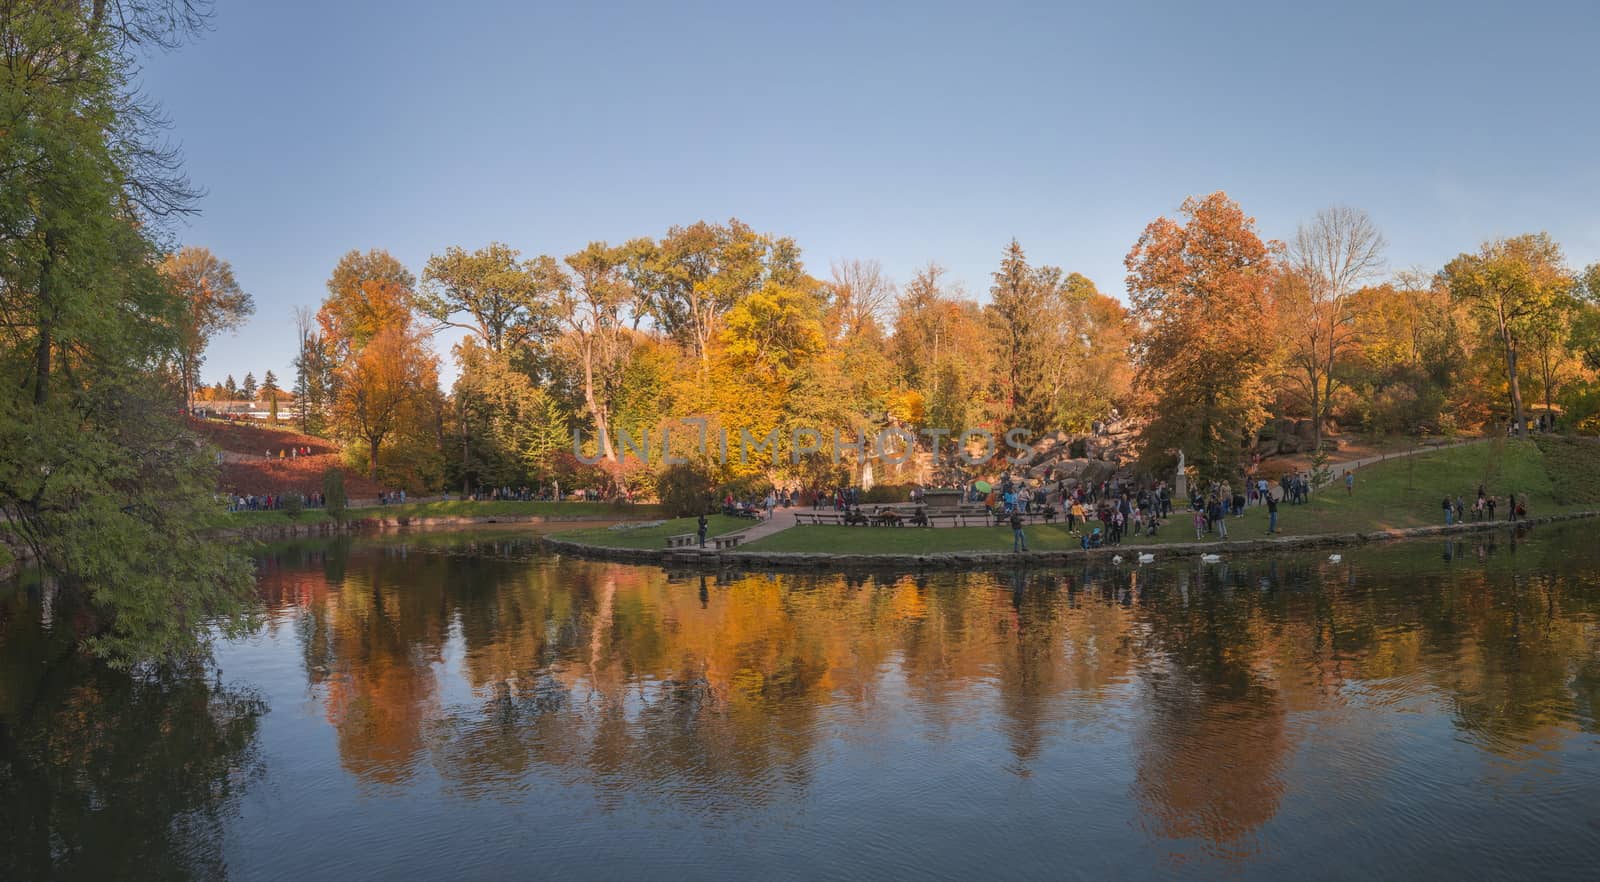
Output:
top-left (1112, 555), bottom-right (1124, 565)
top-left (1138, 553), bottom-right (1155, 564)
top-left (1201, 553), bottom-right (1223, 563)
top-left (1328, 554), bottom-right (1342, 563)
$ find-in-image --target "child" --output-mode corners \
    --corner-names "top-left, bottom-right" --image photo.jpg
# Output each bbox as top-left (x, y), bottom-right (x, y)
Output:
top-left (1194, 509), bottom-right (1207, 540)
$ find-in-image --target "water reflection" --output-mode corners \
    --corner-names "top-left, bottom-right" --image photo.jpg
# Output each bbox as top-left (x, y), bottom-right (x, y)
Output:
top-left (0, 585), bottom-right (264, 882)
top-left (4, 526), bottom-right (1600, 880)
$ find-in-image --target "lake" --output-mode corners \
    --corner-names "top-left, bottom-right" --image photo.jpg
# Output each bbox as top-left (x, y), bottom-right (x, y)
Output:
top-left (4, 524), bottom-right (1599, 881)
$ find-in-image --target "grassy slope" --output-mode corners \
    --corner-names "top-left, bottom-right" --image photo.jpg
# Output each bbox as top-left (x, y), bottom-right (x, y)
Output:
top-left (550, 515), bottom-right (747, 548)
top-left (744, 439), bottom-right (1600, 554)
top-left (213, 499), bottom-right (665, 528)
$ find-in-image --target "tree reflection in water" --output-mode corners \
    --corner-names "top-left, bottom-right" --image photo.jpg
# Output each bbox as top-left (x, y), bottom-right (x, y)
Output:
top-left (243, 526), bottom-right (1600, 868)
top-left (5, 525), bottom-right (1599, 880)
top-left (0, 585), bottom-right (265, 882)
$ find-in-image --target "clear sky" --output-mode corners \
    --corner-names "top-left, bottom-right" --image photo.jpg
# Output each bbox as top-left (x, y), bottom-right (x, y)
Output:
top-left (139, 0), bottom-right (1600, 388)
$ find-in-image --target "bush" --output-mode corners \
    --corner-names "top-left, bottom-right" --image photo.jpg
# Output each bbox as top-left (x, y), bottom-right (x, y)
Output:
top-left (656, 462), bottom-right (714, 517)
top-left (862, 483), bottom-right (914, 503)
top-left (1068, 438), bottom-right (1088, 458)
top-left (283, 494), bottom-right (304, 519)
top-left (322, 468), bottom-right (347, 521)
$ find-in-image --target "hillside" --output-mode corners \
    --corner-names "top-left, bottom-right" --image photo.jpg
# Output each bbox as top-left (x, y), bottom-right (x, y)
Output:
top-left (193, 419), bottom-right (388, 497)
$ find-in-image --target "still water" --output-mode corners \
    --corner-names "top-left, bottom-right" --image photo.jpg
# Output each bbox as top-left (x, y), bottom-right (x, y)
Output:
top-left (4, 524), bottom-right (1600, 881)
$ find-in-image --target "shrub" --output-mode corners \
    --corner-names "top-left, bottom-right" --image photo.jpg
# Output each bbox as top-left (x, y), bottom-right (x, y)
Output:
top-left (656, 462), bottom-right (714, 517)
top-left (1068, 438), bottom-right (1088, 458)
top-left (283, 494), bottom-right (304, 519)
top-left (862, 483), bottom-right (914, 503)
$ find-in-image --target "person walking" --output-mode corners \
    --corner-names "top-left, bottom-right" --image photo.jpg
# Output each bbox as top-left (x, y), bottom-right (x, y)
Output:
top-left (1345, 472), bottom-right (1354, 495)
top-left (1010, 509), bottom-right (1028, 553)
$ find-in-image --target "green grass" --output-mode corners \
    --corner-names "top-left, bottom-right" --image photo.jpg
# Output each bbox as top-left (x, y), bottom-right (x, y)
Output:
top-left (549, 514), bottom-right (747, 549)
top-left (1532, 435), bottom-right (1600, 505)
top-left (743, 440), bottom-right (1600, 554)
top-left (213, 499), bottom-right (665, 528)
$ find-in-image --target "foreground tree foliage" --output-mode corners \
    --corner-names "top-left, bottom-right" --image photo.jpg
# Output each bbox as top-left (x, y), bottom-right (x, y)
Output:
top-left (0, 1), bottom-right (254, 665)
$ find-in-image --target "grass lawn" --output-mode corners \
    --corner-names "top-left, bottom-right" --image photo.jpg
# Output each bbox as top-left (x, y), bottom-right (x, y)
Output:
top-left (549, 515), bottom-right (748, 549)
top-left (743, 439), bottom-right (1600, 554)
top-left (214, 499), bottom-right (665, 528)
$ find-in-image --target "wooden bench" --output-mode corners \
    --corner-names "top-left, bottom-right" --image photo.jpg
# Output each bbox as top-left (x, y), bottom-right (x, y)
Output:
top-left (712, 534), bottom-right (743, 551)
top-left (665, 533), bottom-right (697, 549)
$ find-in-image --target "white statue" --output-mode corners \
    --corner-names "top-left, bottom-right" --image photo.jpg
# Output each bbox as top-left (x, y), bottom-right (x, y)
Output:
top-left (1175, 449), bottom-right (1185, 474)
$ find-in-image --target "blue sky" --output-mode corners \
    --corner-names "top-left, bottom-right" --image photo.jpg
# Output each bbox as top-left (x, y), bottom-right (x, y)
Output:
top-left (140, 0), bottom-right (1600, 388)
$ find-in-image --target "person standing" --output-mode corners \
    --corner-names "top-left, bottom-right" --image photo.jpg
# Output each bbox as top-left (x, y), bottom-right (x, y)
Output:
top-left (1443, 496), bottom-right (1453, 525)
top-left (1345, 472), bottom-right (1354, 495)
top-left (1266, 492), bottom-right (1279, 534)
top-left (697, 512), bottom-right (709, 548)
top-left (1010, 509), bottom-right (1028, 553)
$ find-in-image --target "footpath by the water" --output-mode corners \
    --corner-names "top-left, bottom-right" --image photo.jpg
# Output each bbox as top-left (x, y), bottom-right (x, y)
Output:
top-left (541, 509), bottom-right (1600, 571)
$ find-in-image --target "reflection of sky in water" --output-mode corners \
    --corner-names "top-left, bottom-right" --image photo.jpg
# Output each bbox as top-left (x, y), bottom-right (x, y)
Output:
top-left (6, 524), bottom-right (1600, 881)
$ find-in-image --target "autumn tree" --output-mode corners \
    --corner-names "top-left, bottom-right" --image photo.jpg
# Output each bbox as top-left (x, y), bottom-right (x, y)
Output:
top-left (1283, 206), bottom-right (1386, 450)
top-left (335, 324), bottom-right (440, 480)
top-left (1125, 192), bottom-right (1278, 480)
top-left (319, 249), bottom-right (416, 354)
top-left (1441, 234), bottom-right (1573, 438)
top-left (627, 220), bottom-right (782, 366)
top-left (555, 242), bottom-right (636, 462)
top-left (158, 246), bottom-right (254, 411)
top-left (1049, 273), bottom-right (1133, 430)
top-left (828, 258), bottom-right (895, 341)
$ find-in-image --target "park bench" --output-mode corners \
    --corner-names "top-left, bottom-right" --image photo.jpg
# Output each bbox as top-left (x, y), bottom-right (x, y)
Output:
top-left (712, 534), bottom-right (743, 551)
top-left (665, 534), bottom-right (697, 549)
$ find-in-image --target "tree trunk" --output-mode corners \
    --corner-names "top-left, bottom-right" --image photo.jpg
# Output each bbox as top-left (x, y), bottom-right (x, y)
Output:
top-left (1506, 341), bottom-right (1527, 439)
top-left (33, 239), bottom-right (56, 406)
top-left (581, 347), bottom-right (614, 461)
top-left (368, 438), bottom-right (381, 480)
top-left (33, 320), bottom-right (51, 406)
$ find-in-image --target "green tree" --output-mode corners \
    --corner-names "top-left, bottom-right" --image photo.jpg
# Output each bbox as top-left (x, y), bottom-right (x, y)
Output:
top-left (0, 0), bottom-right (253, 665)
top-left (986, 240), bottom-right (1059, 434)
top-left (223, 374), bottom-right (238, 399)
top-left (240, 372), bottom-right (257, 402)
top-left (419, 242), bottom-right (558, 353)
top-left (293, 308), bottom-right (335, 434)
top-left (322, 467), bottom-right (347, 520)
top-left (1442, 234), bottom-right (1573, 438)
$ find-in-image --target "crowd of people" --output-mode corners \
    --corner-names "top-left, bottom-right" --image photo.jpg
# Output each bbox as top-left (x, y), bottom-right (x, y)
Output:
top-left (1444, 485), bottom-right (1526, 525)
top-left (224, 491), bottom-right (328, 512)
